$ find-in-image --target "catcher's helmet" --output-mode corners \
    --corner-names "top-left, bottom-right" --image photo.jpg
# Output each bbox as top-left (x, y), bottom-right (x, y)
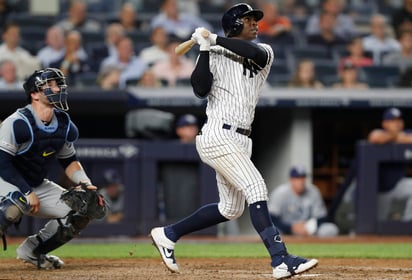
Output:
top-left (222, 3), bottom-right (264, 37)
top-left (23, 68), bottom-right (69, 111)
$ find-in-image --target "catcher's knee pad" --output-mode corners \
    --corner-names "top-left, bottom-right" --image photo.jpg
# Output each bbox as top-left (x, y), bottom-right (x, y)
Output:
top-left (0, 191), bottom-right (30, 235)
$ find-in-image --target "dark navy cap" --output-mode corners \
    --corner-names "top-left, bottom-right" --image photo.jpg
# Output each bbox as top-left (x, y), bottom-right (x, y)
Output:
top-left (289, 165), bottom-right (307, 178)
top-left (382, 107), bottom-right (402, 120)
top-left (176, 114), bottom-right (198, 128)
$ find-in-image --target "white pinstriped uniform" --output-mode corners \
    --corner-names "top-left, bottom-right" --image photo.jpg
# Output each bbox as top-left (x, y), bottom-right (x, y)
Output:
top-left (196, 43), bottom-right (274, 220)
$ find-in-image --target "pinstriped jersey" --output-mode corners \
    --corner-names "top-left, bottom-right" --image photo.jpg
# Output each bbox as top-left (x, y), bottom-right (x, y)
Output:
top-left (206, 43), bottom-right (274, 129)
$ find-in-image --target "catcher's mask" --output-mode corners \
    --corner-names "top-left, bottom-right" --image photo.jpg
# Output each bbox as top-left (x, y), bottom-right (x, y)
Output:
top-left (23, 68), bottom-right (69, 111)
top-left (221, 3), bottom-right (264, 37)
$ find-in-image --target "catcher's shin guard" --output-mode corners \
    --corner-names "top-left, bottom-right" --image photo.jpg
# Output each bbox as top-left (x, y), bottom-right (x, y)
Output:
top-left (33, 212), bottom-right (90, 255)
top-left (0, 191), bottom-right (30, 235)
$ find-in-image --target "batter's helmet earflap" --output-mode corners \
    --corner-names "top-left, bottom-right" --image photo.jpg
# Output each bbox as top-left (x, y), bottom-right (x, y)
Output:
top-left (23, 68), bottom-right (69, 111)
top-left (221, 3), bottom-right (264, 37)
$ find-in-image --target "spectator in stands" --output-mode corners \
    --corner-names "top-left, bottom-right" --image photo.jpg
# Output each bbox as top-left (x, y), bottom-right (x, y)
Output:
top-left (306, 11), bottom-right (347, 52)
top-left (139, 26), bottom-right (170, 66)
top-left (305, 0), bottom-right (356, 41)
top-left (99, 37), bottom-right (148, 89)
top-left (98, 169), bottom-right (125, 223)
top-left (362, 14), bottom-right (401, 65)
top-left (49, 30), bottom-right (90, 86)
top-left (36, 25), bottom-right (66, 68)
top-left (268, 164), bottom-right (339, 237)
top-left (137, 69), bottom-right (163, 88)
top-left (0, 23), bottom-right (40, 81)
top-left (0, 60), bottom-right (23, 89)
top-left (96, 65), bottom-right (121, 90)
top-left (150, 0), bottom-right (213, 40)
top-left (89, 23), bottom-right (126, 72)
top-left (382, 29), bottom-right (412, 73)
top-left (391, 0), bottom-right (412, 38)
top-left (114, 2), bottom-right (148, 33)
top-left (56, 0), bottom-right (102, 33)
top-left (288, 59), bottom-right (324, 88)
top-left (175, 114), bottom-right (199, 143)
top-left (150, 37), bottom-right (195, 87)
top-left (338, 37), bottom-right (373, 71)
top-left (257, 1), bottom-right (294, 45)
top-left (332, 61), bottom-right (369, 89)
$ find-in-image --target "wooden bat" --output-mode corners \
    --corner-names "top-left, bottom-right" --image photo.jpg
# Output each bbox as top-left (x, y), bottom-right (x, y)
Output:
top-left (175, 30), bottom-right (210, 56)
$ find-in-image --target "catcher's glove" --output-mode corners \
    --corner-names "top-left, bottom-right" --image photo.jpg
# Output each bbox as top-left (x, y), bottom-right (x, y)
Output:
top-left (60, 183), bottom-right (107, 220)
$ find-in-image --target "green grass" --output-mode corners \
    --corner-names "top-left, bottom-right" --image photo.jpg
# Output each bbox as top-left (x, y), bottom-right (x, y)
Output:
top-left (1, 242), bottom-right (412, 259)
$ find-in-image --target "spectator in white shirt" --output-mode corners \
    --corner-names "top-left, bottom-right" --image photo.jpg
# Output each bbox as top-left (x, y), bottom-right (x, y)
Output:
top-left (362, 14), bottom-right (401, 64)
top-left (139, 26), bottom-right (169, 66)
top-left (0, 23), bottom-right (40, 80)
top-left (150, 0), bottom-right (212, 40)
top-left (0, 60), bottom-right (23, 90)
top-left (36, 25), bottom-right (66, 68)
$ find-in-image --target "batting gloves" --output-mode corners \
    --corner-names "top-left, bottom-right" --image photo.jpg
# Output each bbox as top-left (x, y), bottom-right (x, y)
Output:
top-left (192, 29), bottom-right (210, 51)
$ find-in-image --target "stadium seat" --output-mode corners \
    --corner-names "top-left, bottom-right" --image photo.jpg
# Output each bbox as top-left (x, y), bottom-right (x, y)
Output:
top-left (314, 61), bottom-right (339, 86)
top-left (267, 62), bottom-right (292, 87)
top-left (286, 45), bottom-right (337, 70)
top-left (359, 65), bottom-right (401, 88)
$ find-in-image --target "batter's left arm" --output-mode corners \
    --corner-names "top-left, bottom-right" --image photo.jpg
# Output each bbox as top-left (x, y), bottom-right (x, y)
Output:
top-left (216, 37), bottom-right (269, 68)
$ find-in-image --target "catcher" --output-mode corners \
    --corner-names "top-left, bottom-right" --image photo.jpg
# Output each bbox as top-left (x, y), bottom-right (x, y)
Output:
top-left (0, 68), bottom-right (107, 269)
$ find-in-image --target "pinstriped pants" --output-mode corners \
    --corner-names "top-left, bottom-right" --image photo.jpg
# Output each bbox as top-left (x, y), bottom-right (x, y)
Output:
top-left (196, 119), bottom-right (268, 220)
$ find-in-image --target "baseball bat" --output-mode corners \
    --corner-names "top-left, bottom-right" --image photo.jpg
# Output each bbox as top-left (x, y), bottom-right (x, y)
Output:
top-left (175, 30), bottom-right (210, 56)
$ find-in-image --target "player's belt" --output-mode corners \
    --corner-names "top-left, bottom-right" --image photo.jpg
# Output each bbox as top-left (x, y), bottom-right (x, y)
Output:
top-left (222, 123), bottom-right (251, 136)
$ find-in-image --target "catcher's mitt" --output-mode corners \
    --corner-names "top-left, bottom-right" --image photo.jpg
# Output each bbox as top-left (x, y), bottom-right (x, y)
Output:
top-left (60, 183), bottom-right (107, 220)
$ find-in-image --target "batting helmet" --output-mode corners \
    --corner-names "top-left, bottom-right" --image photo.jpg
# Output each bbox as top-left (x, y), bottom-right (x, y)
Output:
top-left (23, 68), bottom-right (69, 111)
top-left (222, 3), bottom-right (264, 37)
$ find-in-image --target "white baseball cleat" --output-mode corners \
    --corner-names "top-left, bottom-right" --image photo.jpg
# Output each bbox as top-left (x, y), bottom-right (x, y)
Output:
top-left (272, 255), bottom-right (318, 279)
top-left (150, 227), bottom-right (179, 273)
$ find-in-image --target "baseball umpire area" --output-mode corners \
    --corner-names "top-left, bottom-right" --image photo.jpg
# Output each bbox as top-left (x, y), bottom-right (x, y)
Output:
top-left (1, 235), bottom-right (411, 279)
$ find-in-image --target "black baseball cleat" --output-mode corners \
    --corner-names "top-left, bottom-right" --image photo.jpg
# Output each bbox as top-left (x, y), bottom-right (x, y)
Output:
top-left (272, 254), bottom-right (318, 279)
top-left (149, 227), bottom-right (179, 273)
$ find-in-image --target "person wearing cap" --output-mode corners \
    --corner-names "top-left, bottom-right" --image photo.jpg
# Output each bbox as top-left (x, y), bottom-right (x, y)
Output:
top-left (368, 107), bottom-right (412, 144)
top-left (330, 107), bottom-right (412, 231)
top-left (268, 164), bottom-right (339, 237)
top-left (367, 107), bottom-right (412, 221)
top-left (99, 169), bottom-right (125, 223)
top-left (175, 114), bottom-right (199, 143)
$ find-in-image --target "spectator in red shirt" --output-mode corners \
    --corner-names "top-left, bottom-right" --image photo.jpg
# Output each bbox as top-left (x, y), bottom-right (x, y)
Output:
top-left (338, 36), bottom-right (373, 73)
top-left (258, 2), bottom-right (293, 44)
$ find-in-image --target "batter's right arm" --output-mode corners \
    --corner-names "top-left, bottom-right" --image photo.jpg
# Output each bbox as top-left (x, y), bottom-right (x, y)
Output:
top-left (191, 52), bottom-right (213, 98)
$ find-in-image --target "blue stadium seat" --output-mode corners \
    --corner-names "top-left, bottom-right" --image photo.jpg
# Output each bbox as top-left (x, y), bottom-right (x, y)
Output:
top-left (359, 65), bottom-right (401, 88)
top-left (267, 62), bottom-right (292, 87)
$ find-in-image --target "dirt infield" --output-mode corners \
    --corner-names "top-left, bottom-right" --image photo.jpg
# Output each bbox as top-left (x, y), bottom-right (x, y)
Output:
top-left (1, 257), bottom-right (411, 280)
top-left (2, 236), bottom-right (412, 280)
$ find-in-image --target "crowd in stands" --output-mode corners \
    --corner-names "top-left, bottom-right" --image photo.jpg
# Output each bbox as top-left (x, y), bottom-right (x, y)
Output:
top-left (0, 0), bottom-right (412, 90)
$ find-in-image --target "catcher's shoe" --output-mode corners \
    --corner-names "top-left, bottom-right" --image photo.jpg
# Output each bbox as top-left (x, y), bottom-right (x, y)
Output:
top-left (149, 227), bottom-right (179, 273)
top-left (16, 238), bottom-right (64, 269)
top-left (272, 255), bottom-right (318, 279)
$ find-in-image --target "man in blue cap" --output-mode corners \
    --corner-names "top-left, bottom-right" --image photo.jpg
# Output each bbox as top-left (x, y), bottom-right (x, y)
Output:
top-left (367, 107), bottom-right (412, 221)
top-left (268, 164), bottom-right (339, 237)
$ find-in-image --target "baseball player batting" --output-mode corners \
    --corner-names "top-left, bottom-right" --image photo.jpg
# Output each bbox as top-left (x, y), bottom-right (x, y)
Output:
top-left (0, 68), bottom-right (106, 269)
top-left (150, 3), bottom-right (318, 279)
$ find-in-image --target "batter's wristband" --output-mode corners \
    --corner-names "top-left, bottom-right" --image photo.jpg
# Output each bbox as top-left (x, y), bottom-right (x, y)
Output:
top-left (71, 169), bottom-right (91, 185)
